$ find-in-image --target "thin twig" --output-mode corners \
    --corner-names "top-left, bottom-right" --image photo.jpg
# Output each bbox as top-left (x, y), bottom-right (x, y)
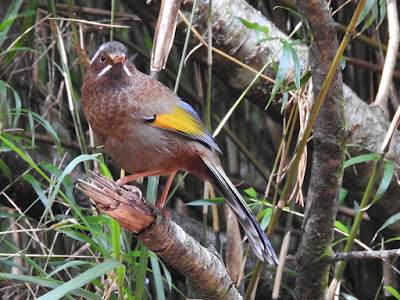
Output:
top-left (328, 249), bottom-right (400, 262)
top-left (371, 0), bottom-right (400, 113)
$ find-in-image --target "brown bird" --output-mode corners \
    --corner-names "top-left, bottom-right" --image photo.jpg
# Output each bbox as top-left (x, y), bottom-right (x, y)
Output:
top-left (81, 41), bottom-right (279, 265)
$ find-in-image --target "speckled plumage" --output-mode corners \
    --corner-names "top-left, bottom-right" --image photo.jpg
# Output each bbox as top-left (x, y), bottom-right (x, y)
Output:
top-left (81, 41), bottom-right (279, 265)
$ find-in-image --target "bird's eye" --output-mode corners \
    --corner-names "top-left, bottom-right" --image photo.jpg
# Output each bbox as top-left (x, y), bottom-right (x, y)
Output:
top-left (100, 55), bottom-right (106, 63)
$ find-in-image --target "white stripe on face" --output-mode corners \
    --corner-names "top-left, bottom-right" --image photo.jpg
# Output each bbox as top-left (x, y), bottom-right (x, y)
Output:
top-left (97, 65), bottom-right (112, 77)
top-left (123, 64), bottom-right (132, 77)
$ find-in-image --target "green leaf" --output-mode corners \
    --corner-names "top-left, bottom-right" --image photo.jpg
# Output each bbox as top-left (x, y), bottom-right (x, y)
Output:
top-left (45, 261), bottom-right (95, 279)
top-left (289, 43), bottom-right (300, 89)
top-left (0, 10), bottom-right (36, 32)
top-left (150, 252), bottom-right (166, 300)
top-left (136, 244), bottom-right (150, 300)
top-left (281, 71), bottom-right (311, 93)
top-left (18, 108), bottom-right (63, 153)
top-left (384, 286), bottom-right (400, 299)
top-left (21, 173), bottom-right (49, 208)
top-left (186, 198), bottom-right (225, 206)
top-left (158, 259), bottom-right (172, 291)
top-left (344, 153), bottom-right (379, 168)
top-left (275, 6), bottom-right (313, 45)
top-left (244, 187), bottom-right (257, 199)
top-left (0, 46), bottom-right (41, 57)
top-left (0, 80), bottom-right (11, 127)
top-left (378, 0), bottom-right (387, 27)
top-left (267, 41), bottom-right (291, 109)
top-left (0, 0), bottom-right (24, 47)
top-left (341, 293), bottom-right (359, 300)
top-left (335, 220), bottom-right (349, 235)
top-left (260, 207), bottom-right (272, 231)
top-left (6, 83), bottom-right (19, 128)
top-left (0, 273), bottom-right (101, 300)
top-left (375, 212), bottom-right (400, 237)
top-left (371, 160), bottom-right (393, 205)
top-left (356, 0), bottom-right (375, 27)
top-left (38, 259), bottom-right (121, 300)
top-left (40, 162), bottom-right (75, 202)
top-left (339, 188), bottom-right (348, 204)
top-left (227, 11), bottom-right (269, 41)
top-left (340, 56), bottom-right (347, 70)
top-left (0, 159), bottom-right (12, 181)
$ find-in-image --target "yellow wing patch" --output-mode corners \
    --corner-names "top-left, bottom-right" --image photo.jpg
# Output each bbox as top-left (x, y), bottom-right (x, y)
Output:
top-left (151, 106), bottom-right (206, 137)
top-left (148, 102), bottom-right (221, 152)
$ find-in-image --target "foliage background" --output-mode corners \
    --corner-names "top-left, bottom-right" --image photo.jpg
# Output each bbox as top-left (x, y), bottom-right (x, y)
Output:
top-left (0, 0), bottom-right (399, 299)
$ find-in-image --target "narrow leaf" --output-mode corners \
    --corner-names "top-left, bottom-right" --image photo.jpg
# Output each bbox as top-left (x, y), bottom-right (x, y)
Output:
top-left (38, 259), bottom-right (121, 300)
top-left (384, 286), bottom-right (400, 299)
top-left (335, 221), bottom-right (349, 235)
top-left (267, 41), bottom-right (291, 109)
top-left (344, 153), bottom-right (379, 168)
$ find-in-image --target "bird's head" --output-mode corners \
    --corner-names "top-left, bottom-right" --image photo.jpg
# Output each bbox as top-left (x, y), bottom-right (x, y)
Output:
top-left (88, 41), bottom-right (132, 78)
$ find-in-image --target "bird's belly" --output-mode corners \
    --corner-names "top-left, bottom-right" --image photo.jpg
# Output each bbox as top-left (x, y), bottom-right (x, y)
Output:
top-left (101, 124), bottom-right (182, 175)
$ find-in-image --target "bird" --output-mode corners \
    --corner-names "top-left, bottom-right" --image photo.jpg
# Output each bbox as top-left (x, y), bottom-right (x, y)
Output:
top-left (81, 41), bottom-right (279, 265)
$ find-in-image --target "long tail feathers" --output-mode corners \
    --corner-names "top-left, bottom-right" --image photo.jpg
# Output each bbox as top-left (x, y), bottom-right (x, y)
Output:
top-left (202, 155), bottom-right (279, 265)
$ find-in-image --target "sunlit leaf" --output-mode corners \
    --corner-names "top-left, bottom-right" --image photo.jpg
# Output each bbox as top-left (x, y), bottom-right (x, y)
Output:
top-left (289, 43), bottom-right (300, 89)
top-left (384, 286), bottom-right (400, 299)
top-left (21, 173), bottom-right (49, 208)
top-left (356, 0), bottom-right (375, 27)
top-left (341, 293), bottom-right (359, 300)
top-left (0, 11), bottom-right (36, 32)
top-left (371, 160), bottom-right (393, 205)
top-left (267, 41), bottom-right (291, 109)
top-left (244, 187), bottom-right (257, 199)
top-left (378, 0), bottom-right (387, 27)
top-left (344, 153), bottom-right (379, 168)
top-left (339, 188), bottom-right (348, 204)
top-left (0, 159), bottom-right (12, 181)
top-left (0, 273), bottom-right (101, 300)
top-left (0, 0), bottom-right (24, 47)
top-left (282, 71), bottom-right (311, 93)
top-left (186, 198), bottom-right (225, 206)
top-left (375, 212), bottom-right (400, 236)
top-left (335, 220), bottom-right (349, 235)
top-left (37, 259), bottom-right (121, 300)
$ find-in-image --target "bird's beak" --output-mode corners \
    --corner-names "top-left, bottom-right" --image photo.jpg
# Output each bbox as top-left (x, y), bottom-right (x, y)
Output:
top-left (111, 53), bottom-right (125, 65)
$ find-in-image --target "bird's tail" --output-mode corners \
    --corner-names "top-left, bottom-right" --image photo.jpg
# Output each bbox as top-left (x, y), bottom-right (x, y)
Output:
top-left (201, 155), bottom-right (279, 265)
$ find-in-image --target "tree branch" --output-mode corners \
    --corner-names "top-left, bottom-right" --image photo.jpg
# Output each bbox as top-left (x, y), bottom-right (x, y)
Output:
top-left (327, 248), bottom-right (400, 262)
top-left (293, 0), bottom-right (345, 298)
top-left (78, 173), bottom-right (242, 300)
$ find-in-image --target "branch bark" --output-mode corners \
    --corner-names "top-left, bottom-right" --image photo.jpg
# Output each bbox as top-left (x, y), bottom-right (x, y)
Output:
top-left (293, 0), bottom-right (345, 298)
top-left (78, 173), bottom-right (242, 300)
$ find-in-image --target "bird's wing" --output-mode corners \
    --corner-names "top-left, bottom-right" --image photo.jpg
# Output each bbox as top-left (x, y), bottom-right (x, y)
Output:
top-left (143, 99), bottom-right (221, 153)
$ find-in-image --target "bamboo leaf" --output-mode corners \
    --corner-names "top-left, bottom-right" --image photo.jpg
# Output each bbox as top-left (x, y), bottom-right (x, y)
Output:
top-left (0, 273), bottom-right (101, 300)
top-left (267, 41), bottom-right (291, 108)
top-left (384, 286), bottom-right (400, 299)
top-left (0, 159), bottom-right (12, 181)
top-left (344, 153), bottom-right (379, 168)
top-left (370, 161), bottom-right (393, 205)
top-left (21, 173), bottom-right (49, 208)
top-left (0, 0), bottom-right (24, 47)
top-left (186, 198), bottom-right (225, 206)
top-left (38, 259), bottom-right (121, 300)
top-left (335, 221), bottom-right (349, 235)
top-left (375, 212), bottom-right (400, 236)
top-left (356, 0), bottom-right (375, 27)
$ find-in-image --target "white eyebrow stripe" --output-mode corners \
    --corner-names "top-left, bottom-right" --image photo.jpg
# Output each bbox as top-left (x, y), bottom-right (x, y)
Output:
top-left (90, 49), bottom-right (100, 66)
top-left (123, 64), bottom-right (132, 77)
top-left (97, 65), bottom-right (112, 77)
top-left (90, 44), bottom-right (107, 66)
